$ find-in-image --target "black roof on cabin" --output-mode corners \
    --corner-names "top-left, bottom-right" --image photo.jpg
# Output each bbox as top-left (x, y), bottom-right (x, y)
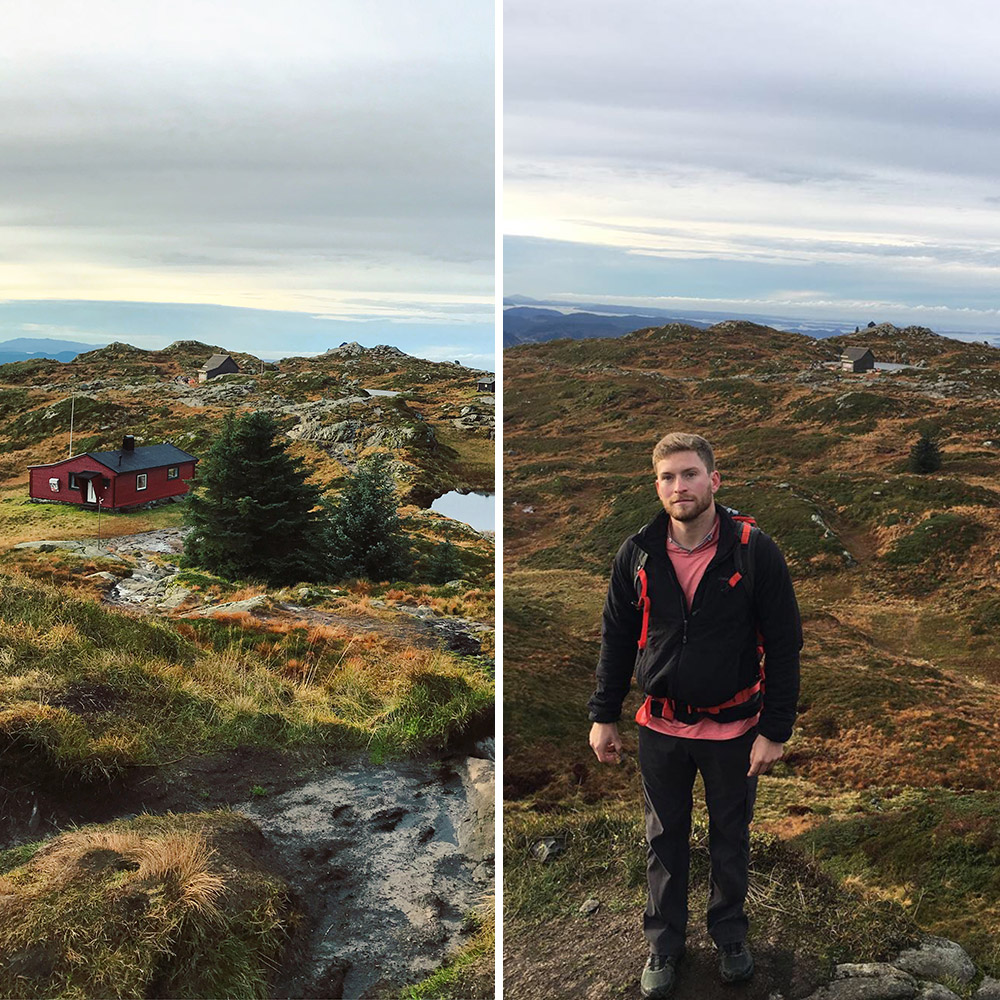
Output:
top-left (842, 347), bottom-right (875, 360)
top-left (199, 353), bottom-right (237, 371)
top-left (86, 443), bottom-right (199, 474)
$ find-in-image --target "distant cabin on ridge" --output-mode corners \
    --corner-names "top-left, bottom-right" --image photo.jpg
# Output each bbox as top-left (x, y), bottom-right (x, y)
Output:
top-left (199, 354), bottom-right (239, 382)
top-left (477, 377), bottom-right (495, 393)
top-left (841, 347), bottom-right (876, 373)
top-left (28, 436), bottom-right (198, 510)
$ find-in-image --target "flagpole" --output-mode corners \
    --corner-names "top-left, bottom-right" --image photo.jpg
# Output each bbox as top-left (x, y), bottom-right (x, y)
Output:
top-left (68, 393), bottom-right (75, 457)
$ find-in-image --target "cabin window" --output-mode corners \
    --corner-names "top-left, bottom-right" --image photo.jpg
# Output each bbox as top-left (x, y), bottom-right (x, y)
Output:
top-left (68, 473), bottom-right (79, 489)
top-left (167, 466), bottom-right (179, 480)
top-left (136, 473), bottom-right (147, 491)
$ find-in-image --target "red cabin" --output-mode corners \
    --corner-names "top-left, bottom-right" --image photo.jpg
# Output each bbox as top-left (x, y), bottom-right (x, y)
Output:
top-left (29, 436), bottom-right (198, 511)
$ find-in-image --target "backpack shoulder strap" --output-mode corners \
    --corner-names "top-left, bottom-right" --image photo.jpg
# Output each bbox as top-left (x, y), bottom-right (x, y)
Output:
top-left (729, 515), bottom-right (760, 604)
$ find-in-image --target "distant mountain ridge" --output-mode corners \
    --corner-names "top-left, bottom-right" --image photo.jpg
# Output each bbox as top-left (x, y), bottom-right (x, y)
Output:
top-left (503, 296), bottom-right (1000, 345)
top-left (0, 337), bottom-right (106, 365)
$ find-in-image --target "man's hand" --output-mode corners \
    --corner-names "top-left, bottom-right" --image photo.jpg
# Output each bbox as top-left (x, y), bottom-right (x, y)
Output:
top-left (747, 734), bottom-right (784, 776)
top-left (589, 722), bottom-right (623, 763)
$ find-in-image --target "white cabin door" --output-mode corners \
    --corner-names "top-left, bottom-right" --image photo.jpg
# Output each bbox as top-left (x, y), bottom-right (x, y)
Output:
top-left (87, 480), bottom-right (96, 503)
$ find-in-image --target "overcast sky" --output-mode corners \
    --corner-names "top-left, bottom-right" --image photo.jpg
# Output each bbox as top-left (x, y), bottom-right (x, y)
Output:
top-left (0, 0), bottom-right (494, 365)
top-left (505, 0), bottom-right (1000, 335)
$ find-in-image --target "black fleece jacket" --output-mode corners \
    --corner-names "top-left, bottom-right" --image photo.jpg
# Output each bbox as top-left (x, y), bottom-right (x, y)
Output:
top-left (588, 505), bottom-right (802, 743)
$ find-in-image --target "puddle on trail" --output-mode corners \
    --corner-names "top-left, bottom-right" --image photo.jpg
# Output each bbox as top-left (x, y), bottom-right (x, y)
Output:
top-left (239, 753), bottom-right (494, 999)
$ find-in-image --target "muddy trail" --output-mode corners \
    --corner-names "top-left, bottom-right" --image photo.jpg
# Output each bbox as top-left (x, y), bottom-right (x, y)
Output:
top-left (92, 528), bottom-right (492, 656)
top-left (3, 739), bottom-right (495, 999)
top-left (242, 753), bottom-right (494, 999)
top-left (504, 907), bottom-right (825, 1000)
top-left (6, 529), bottom-right (496, 997)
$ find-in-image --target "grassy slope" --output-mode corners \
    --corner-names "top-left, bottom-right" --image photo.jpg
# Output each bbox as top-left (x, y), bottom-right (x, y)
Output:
top-left (0, 811), bottom-right (288, 1000)
top-left (0, 344), bottom-right (496, 998)
top-left (0, 342), bottom-right (493, 503)
top-left (503, 321), bottom-right (1000, 989)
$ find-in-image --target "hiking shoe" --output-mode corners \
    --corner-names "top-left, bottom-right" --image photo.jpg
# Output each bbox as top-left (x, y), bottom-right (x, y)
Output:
top-left (719, 941), bottom-right (754, 983)
top-left (640, 953), bottom-right (681, 999)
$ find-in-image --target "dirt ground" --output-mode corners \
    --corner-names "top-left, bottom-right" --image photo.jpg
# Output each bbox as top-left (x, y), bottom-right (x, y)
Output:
top-left (504, 907), bottom-right (826, 1000)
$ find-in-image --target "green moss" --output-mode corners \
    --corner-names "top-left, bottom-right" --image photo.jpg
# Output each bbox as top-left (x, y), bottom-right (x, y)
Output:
top-left (794, 391), bottom-right (920, 424)
top-left (884, 514), bottom-right (984, 568)
top-left (968, 596), bottom-right (1000, 635)
top-left (794, 789), bottom-right (1000, 976)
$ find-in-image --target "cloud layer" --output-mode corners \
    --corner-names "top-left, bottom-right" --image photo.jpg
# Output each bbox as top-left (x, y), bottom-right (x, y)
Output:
top-left (505, 0), bottom-right (1000, 330)
top-left (0, 1), bottom-right (493, 332)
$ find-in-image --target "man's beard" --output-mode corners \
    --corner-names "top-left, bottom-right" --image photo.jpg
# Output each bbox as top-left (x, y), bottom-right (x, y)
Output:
top-left (668, 491), bottom-right (713, 521)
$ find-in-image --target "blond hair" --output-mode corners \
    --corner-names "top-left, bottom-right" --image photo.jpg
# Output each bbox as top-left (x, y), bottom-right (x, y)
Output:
top-left (651, 432), bottom-right (715, 472)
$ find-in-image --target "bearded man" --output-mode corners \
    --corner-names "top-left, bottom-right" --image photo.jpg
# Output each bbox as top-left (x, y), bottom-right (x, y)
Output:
top-left (588, 432), bottom-right (802, 999)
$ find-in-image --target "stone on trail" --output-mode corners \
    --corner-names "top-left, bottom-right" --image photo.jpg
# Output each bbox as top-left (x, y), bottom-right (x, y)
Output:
top-left (915, 983), bottom-right (961, 1000)
top-left (579, 897), bottom-right (600, 915)
top-left (893, 937), bottom-right (977, 984)
top-left (975, 978), bottom-right (1000, 1000)
top-left (803, 963), bottom-right (918, 1000)
top-left (530, 837), bottom-right (565, 863)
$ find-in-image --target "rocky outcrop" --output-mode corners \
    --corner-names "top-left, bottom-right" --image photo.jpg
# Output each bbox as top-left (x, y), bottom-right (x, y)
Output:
top-left (797, 939), bottom-right (989, 1000)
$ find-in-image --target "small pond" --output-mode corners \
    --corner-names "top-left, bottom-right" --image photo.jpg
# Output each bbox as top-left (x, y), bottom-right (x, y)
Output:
top-left (430, 491), bottom-right (495, 532)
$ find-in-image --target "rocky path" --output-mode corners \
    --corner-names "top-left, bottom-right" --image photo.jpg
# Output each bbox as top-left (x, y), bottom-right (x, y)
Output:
top-left (242, 754), bottom-right (495, 999)
top-left (36, 527), bottom-right (495, 656)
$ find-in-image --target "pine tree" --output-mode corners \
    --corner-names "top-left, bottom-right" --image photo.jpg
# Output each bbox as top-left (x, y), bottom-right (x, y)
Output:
top-left (908, 433), bottom-right (942, 473)
top-left (325, 453), bottom-right (410, 581)
top-left (427, 540), bottom-right (465, 584)
top-left (184, 411), bottom-right (326, 584)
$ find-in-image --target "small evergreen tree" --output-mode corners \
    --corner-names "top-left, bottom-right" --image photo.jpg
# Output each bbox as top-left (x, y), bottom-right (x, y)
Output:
top-left (427, 540), bottom-right (464, 584)
top-left (908, 433), bottom-right (942, 473)
top-left (185, 411), bottom-right (326, 584)
top-left (325, 453), bottom-right (410, 581)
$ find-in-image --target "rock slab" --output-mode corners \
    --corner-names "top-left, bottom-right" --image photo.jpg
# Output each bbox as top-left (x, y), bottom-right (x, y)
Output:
top-left (893, 937), bottom-right (977, 984)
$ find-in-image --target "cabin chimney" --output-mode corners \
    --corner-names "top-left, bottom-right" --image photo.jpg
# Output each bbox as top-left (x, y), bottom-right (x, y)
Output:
top-left (122, 435), bottom-right (135, 452)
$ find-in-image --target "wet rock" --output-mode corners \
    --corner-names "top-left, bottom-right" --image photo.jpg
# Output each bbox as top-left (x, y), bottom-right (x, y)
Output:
top-left (299, 958), bottom-right (350, 999)
top-left (916, 984), bottom-right (961, 1000)
top-left (803, 963), bottom-right (918, 1000)
top-left (893, 937), bottom-right (977, 984)
top-left (579, 898), bottom-right (600, 915)
top-left (158, 587), bottom-right (193, 610)
top-left (240, 754), bottom-right (490, 999)
top-left (371, 806), bottom-right (407, 831)
top-left (16, 540), bottom-right (107, 560)
top-left (192, 595), bottom-right (271, 617)
top-left (456, 757), bottom-right (495, 862)
top-left (531, 837), bottom-right (565, 863)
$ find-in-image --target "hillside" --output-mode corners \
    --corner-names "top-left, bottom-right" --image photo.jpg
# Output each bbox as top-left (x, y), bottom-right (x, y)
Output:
top-left (0, 339), bottom-right (496, 999)
top-left (0, 339), bottom-right (494, 506)
top-left (503, 320), bottom-right (1000, 998)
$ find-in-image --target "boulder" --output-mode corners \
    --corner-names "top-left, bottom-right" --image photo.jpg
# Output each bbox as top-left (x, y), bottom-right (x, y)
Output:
top-left (530, 837), bottom-right (565, 864)
top-left (455, 756), bottom-right (494, 863)
top-left (802, 964), bottom-right (918, 1000)
top-left (893, 937), bottom-right (977, 984)
top-left (915, 984), bottom-right (960, 1000)
top-left (975, 978), bottom-right (1000, 1000)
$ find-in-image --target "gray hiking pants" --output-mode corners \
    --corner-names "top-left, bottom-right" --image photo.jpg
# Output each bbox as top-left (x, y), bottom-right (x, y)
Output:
top-left (638, 724), bottom-right (758, 957)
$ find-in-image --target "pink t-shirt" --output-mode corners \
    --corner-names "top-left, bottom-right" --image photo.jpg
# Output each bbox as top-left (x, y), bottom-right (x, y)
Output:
top-left (640, 514), bottom-right (759, 741)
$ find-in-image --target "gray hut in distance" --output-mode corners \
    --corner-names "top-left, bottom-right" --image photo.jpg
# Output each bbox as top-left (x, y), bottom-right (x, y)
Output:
top-left (199, 353), bottom-right (240, 382)
top-left (841, 347), bottom-right (875, 373)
